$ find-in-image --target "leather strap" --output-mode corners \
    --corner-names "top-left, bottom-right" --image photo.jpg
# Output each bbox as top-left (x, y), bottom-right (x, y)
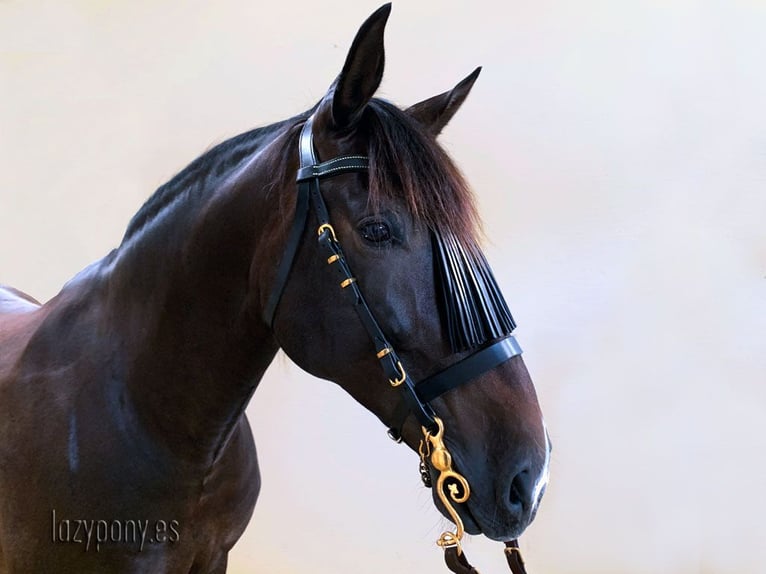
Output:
top-left (297, 156), bottom-right (369, 181)
top-left (444, 546), bottom-right (480, 574)
top-left (264, 122), bottom-right (368, 328)
top-left (314, 193), bottom-right (438, 432)
top-left (417, 336), bottom-right (521, 403)
top-left (504, 540), bottom-right (528, 574)
top-left (443, 540), bottom-right (528, 574)
top-left (386, 336), bottom-right (522, 440)
top-left (293, 114), bottom-right (438, 431)
top-left (263, 177), bottom-right (311, 328)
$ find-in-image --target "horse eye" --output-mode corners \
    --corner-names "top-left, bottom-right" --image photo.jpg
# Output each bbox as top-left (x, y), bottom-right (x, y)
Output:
top-left (359, 220), bottom-right (392, 244)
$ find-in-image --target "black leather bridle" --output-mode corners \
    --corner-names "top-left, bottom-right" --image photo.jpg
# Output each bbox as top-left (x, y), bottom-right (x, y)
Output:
top-left (263, 112), bottom-right (529, 574)
top-left (263, 113), bottom-right (523, 437)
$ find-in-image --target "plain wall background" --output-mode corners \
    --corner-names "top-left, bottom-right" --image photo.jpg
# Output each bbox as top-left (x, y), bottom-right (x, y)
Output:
top-left (1, 1), bottom-right (764, 573)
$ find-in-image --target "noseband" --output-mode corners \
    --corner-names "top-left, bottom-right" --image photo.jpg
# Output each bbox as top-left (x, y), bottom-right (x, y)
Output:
top-left (264, 113), bottom-right (529, 574)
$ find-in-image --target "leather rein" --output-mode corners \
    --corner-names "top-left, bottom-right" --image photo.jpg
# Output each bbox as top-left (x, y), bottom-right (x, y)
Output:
top-left (263, 113), bottom-right (529, 574)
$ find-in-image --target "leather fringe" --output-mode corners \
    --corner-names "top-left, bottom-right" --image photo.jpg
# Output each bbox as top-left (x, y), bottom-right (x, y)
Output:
top-left (433, 231), bottom-right (516, 352)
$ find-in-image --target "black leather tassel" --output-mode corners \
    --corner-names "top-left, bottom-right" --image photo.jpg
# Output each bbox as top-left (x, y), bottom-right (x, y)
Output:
top-left (433, 231), bottom-right (516, 352)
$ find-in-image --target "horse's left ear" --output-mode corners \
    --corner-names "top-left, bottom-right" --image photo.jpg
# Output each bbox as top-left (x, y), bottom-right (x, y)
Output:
top-left (327, 3), bottom-right (391, 129)
top-left (406, 67), bottom-right (482, 136)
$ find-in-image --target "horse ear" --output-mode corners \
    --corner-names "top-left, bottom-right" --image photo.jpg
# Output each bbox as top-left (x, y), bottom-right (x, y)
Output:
top-left (406, 67), bottom-right (482, 136)
top-left (328, 3), bottom-right (391, 129)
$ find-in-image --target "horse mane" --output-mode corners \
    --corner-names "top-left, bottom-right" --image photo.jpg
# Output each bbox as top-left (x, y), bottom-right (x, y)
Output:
top-left (117, 98), bottom-right (509, 350)
top-left (121, 112), bottom-right (310, 243)
top-left (122, 98), bottom-right (481, 248)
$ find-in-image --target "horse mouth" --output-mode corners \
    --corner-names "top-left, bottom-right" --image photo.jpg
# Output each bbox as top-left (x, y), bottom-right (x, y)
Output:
top-left (429, 482), bottom-right (529, 541)
top-left (427, 466), bottom-right (529, 541)
top-left (432, 495), bottom-right (526, 542)
top-left (455, 501), bottom-right (483, 536)
top-left (430, 488), bottom-right (482, 536)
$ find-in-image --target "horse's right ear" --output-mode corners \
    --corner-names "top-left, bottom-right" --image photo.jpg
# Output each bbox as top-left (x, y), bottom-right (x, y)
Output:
top-left (406, 67), bottom-right (481, 136)
top-left (322, 3), bottom-right (391, 130)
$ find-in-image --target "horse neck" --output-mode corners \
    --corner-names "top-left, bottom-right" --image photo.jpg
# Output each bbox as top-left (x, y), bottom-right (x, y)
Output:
top-left (101, 140), bottom-right (288, 467)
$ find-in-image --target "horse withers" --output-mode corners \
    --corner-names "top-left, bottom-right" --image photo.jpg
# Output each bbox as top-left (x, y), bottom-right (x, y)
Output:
top-left (0, 5), bottom-right (549, 573)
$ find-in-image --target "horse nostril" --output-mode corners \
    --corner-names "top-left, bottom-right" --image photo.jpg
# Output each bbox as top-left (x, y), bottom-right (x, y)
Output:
top-left (509, 469), bottom-right (534, 512)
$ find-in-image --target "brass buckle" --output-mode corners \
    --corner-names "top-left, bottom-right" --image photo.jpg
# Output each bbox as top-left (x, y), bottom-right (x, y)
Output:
top-left (317, 223), bottom-right (337, 242)
top-left (388, 361), bottom-right (406, 387)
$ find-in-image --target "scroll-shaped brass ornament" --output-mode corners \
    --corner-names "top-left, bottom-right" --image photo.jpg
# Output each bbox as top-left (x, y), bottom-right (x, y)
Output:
top-left (420, 417), bottom-right (472, 555)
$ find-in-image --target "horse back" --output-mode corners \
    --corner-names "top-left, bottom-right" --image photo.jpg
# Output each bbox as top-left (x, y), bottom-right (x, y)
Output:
top-left (0, 285), bottom-right (40, 314)
top-left (0, 286), bottom-right (45, 380)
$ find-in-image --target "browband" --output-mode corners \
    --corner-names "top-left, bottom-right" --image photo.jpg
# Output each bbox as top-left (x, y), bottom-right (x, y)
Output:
top-left (296, 156), bottom-right (369, 181)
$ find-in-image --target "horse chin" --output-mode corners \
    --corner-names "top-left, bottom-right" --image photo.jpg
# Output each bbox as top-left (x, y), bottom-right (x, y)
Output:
top-left (472, 507), bottom-right (529, 542)
top-left (432, 493), bottom-right (534, 543)
top-left (430, 492), bottom-right (524, 541)
top-left (476, 517), bottom-right (526, 542)
top-left (454, 502), bottom-right (482, 536)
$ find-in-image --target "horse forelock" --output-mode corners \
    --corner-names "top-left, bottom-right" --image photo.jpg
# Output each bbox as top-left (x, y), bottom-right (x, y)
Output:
top-left (364, 98), bottom-right (482, 247)
top-left (360, 100), bottom-right (514, 352)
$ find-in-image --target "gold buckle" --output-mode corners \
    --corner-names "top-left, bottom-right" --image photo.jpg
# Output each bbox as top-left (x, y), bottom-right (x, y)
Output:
top-left (327, 254), bottom-right (340, 264)
top-left (505, 546), bottom-right (525, 560)
top-left (376, 347), bottom-right (391, 359)
top-left (388, 361), bottom-right (406, 387)
top-left (317, 223), bottom-right (337, 242)
top-left (340, 277), bottom-right (356, 289)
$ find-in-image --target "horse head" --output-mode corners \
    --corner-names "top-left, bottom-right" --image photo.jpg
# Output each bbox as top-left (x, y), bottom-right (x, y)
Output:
top-left (261, 4), bottom-right (550, 547)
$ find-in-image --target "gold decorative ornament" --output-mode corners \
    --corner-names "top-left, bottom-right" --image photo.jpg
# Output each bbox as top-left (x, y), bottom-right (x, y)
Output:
top-left (420, 417), bottom-right (472, 556)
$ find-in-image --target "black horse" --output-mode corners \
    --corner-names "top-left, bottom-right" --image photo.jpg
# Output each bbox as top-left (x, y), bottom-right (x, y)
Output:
top-left (0, 5), bottom-right (549, 573)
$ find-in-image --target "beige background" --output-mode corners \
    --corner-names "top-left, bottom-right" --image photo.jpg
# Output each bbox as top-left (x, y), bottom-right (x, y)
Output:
top-left (1, 1), bottom-right (765, 573)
